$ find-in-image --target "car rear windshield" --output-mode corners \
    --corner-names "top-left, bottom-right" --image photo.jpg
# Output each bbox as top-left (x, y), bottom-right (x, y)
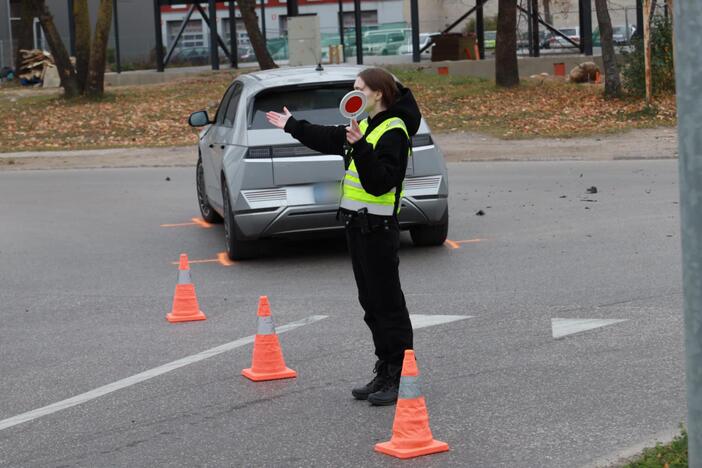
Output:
top-left (249, 83), bottom-right (365, 129)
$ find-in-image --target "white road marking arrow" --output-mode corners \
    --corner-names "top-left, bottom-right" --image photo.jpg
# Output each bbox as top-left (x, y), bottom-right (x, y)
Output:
top-left (411, 314), bottom-right (473, 330)
top-left (551, 318), bottom-right (628, 339)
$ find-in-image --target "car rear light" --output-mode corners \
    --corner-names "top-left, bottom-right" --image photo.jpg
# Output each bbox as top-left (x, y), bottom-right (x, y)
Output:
top-left (411, 134), bottom-right (433, 148)
top-left (245, 145), bottom-right (321, 159)
top-left (246, 146), bottom-right (272, 158)
top-left (271, 145), bottom-right (320, 157)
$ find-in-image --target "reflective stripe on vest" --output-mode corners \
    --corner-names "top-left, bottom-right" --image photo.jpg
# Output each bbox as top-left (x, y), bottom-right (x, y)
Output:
top-left (339, 117), bottom-right (410, 216)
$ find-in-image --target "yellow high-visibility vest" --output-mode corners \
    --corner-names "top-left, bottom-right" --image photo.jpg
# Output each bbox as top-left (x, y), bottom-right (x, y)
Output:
top-left (340, 117), bottom-right (410, 216)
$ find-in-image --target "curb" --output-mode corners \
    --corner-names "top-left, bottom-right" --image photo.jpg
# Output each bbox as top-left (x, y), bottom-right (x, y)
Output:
top-left (580, 427), bottom-right (683, 468)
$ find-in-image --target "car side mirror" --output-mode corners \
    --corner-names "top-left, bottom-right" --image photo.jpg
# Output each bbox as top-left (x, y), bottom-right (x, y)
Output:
top-left (188, 110), bottom-right (211, 127)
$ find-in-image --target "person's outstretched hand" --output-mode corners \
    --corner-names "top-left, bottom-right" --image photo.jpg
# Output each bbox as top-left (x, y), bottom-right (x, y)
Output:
top-left (266, 107), bottom-right (292, 129)
top-left (346, 118), bottom-right (363, 145)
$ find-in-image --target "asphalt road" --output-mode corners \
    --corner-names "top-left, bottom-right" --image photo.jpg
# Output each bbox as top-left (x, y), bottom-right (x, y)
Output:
top-left (0, 160), bottom-right (685, 467)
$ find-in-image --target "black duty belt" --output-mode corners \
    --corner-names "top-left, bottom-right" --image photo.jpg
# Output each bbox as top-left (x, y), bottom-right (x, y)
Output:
top-left (338, 207), bottom-right (397, 234)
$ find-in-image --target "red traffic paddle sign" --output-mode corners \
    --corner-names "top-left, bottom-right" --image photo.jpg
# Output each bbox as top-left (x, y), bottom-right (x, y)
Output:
top-left (339, 90), bottom-right (367, 120)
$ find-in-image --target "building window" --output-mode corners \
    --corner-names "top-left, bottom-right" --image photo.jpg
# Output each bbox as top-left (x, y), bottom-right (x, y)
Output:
top-left (342, 10), bottom-right (378, 28)
top-left (222, 19), bottom-right (251, 46)
top-left (167, 19), bottom-right (204, 49)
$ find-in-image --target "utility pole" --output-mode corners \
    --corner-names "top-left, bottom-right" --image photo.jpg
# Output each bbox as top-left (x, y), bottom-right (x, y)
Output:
top-left (643, 0), bottom-right (652, 104)
top-left (410, 0), bottom-right (420, 63)
top-left (354, 0), bottom-right (362, 65)
top-left (68, 0), bottom-right (76, 56)
top-left (579, 0), bottom-right (593, 55)
top-left (287, 0), bottom-right (298, 17)
top-left (476, 0), bottom-right (484, 60)
top-left (530, 0), bottom-right (539, 57)
top-left (208, 0), bottom-right (219, 70)
top-left (674, 4), bottom-right (702, 467)
top-left (635, 0), bottom-right (644, 38)
top-left (338, 0), bottom-right (345, 62)
top-left (113, 0), bottom-right (121, 73)
top-left (228, 0), bottom-right (238, 68)
top-left (260, 0), bottom-right (266, 42)
top-left (153, 0), bottom-right (164, 72)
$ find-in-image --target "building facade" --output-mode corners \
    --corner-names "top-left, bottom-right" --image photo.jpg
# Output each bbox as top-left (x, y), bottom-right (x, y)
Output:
top-left (1, 0), bottom-right (649, 72)
top-left (403, 0), bottom-right (640, 35)
top-left (159, 0), bottom-right (405, 53)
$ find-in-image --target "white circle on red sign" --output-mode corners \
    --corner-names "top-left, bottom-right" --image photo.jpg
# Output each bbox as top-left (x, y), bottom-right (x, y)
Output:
top-left (339, 90), bottom-right (367, 119)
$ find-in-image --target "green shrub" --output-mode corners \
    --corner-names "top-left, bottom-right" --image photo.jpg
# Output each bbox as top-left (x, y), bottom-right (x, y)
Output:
top-left (621, 14), bottom-right (675, 97)
top-left (623, 426), bottom-right (687, 467)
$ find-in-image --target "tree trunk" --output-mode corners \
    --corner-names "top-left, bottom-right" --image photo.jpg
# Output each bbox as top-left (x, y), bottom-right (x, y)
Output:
top-left (85, 0), bottom-right (112, 97)
top-left (542, 0), bottom-right (553, 25)
top-left (237, 0), bottom-right (277, 70)
top-left (74, 0), bottom-right (91, 93)
top-left (594, 0), bottom-right (622, 98)
top-left (30, 0), bottom-right (80, 98)
top-left (495, 0), bottom-right (519, 87)
top-left (15, 0), bottom-right (36, 71)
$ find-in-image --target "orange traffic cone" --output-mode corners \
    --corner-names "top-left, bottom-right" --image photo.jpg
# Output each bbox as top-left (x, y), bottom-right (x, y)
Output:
top-left (375, 350), bottom-right (449, 459)
top-left (166, 253), bottom-right (206, 323)
top-left (242, 296), bottom-right (297, 381)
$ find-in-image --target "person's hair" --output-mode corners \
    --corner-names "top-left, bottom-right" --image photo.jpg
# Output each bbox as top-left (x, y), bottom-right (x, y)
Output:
top-left (357, 67), bottom-right (399, 109)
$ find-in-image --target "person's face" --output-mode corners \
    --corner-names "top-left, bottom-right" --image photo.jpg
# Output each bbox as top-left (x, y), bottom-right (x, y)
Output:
top-left (354, 77), bottom-right (383, 113)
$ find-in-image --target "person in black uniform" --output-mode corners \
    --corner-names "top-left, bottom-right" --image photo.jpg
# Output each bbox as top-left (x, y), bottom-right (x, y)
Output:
top-left (266, 67), bottom-right (422, 406)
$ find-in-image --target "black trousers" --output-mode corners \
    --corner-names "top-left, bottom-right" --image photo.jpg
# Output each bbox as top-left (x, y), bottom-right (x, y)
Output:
top-left (344, 214), bottom-right (413, 366)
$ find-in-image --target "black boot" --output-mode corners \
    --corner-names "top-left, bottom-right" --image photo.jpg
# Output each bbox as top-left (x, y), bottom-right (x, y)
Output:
top-left (368, 363), bottom-right (402, 406)
top-left (351, 360), bottom-right (387, 400)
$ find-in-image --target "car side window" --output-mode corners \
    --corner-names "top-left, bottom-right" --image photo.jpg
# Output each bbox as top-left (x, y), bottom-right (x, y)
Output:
top-left (215, 83), bottom-right (237, 126)
top-left (222, 83), bottom-right (243, 128)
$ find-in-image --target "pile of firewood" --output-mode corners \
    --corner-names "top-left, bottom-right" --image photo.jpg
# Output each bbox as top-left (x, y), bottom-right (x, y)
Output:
top-left (17, 49), bottom-right (55, 83)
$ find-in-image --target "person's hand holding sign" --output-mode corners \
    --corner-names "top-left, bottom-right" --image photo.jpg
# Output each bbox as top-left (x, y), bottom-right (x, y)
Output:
top-left (265, 106), bottom-right (292, 129)
top-left (346, 119), bottom-right (363, 145)
top-left (339, 90), bottom-right (367, 146)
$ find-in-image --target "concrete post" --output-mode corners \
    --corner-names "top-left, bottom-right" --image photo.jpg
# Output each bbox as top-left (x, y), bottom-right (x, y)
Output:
top-left (674, 1), bottom-right (702, 464)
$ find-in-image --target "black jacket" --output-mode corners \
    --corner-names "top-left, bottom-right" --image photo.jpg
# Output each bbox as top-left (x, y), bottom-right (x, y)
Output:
top-left (283, 84), bottom-right (422, 197)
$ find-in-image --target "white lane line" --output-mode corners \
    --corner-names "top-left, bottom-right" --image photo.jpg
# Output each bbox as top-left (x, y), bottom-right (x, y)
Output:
top-left (0, 315), bottom-right (328, 432)
top-left (551, 318), bottom-right (628, 339)
top-left (411, 314), bottom-right (473, 330)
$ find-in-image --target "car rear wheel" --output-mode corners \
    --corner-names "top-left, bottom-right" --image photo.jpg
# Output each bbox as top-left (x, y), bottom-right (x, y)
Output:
top-left (410, 212), bottom-right (449, 247)
top-left (196, 157), bottom-right (223, 224)
top-left (222, 177), bottom-right (259, 260)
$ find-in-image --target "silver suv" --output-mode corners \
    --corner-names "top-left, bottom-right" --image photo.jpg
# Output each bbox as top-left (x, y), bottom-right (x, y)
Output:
top-left (188, 65), bottom-right (449, 260)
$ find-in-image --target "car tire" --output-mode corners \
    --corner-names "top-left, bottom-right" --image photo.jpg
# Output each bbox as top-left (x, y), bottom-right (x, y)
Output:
top-left (410, 211), bottom-right (449, 247)
top-left (222, 177), bottom-right (259, 260)
top-left (196, 157), bottom-right (223, 224)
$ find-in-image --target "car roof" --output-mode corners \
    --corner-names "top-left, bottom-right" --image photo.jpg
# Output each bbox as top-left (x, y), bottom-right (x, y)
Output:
top-left (239, 65), bottom-right (367, 92)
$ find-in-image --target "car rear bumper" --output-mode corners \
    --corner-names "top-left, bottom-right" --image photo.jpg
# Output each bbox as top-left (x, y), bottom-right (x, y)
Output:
top-left (233, 186), bottom-right (448, 240)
